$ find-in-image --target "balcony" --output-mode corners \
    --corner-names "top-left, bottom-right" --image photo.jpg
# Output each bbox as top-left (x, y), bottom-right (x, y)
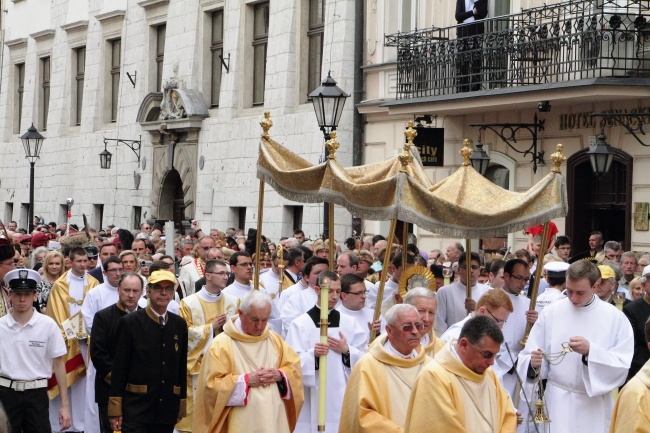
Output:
top-left (385, 0), bottom-right (650, 100)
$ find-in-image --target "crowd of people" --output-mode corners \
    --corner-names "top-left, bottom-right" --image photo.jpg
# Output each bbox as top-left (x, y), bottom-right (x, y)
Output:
top-left (0, 218), bottom-right (649, 433)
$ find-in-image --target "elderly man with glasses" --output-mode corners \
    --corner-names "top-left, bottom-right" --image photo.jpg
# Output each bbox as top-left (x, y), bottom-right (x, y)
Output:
top-left (340, 304), bottom-right (432, 433)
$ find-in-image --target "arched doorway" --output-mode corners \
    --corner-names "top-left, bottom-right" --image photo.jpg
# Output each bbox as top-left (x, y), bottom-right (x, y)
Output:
top-left (159, 169), bottom-right (186, 233)
top-left (566, 148), bottom-right (632, 252)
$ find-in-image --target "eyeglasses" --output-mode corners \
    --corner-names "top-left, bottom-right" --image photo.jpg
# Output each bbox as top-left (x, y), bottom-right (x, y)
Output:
top-left (509, 274), bottom-right (530, 283)
top-left (345, 290), bottom-right (369, 296)
top-left (0, 260), bottom-right (17, 267)
top-left (206, 271), bottom-right (229, 277)
top-left (459, 265), bottom-right (480, 271)
top-left (396, 322), bottom-right (424, 333)
top-left (485, 308), bottom-right (507, 325)
top-left (105, 268), bottom-right (124, 273)
top-left (471, 343), bottom-right (500, 360)
top-left (150, 285), bottom-right (175, 293)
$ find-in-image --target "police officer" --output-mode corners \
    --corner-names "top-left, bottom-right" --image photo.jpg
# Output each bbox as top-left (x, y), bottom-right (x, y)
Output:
top-left (0, 269), bottom-right (71, 432)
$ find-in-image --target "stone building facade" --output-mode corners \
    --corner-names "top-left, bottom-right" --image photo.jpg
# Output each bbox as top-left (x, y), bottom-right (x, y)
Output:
top-left (0, 0), bottom-right (358, 242)
top-left (360, 0), bottom-right (650, 254)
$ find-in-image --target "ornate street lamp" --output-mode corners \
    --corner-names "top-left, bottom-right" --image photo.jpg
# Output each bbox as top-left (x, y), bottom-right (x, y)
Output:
top-left (470, 134), bottom-right (491, 176)
top-left (99, 144), bottom-right (113, 169)
top-left (309, 71), bottom-right (350, 141)
top-left (20, 124), bottom-right (45, 233)
top-left (309, 72), bottom-right (350, 239)
top-left (588, 133), bottom-right (615, 177)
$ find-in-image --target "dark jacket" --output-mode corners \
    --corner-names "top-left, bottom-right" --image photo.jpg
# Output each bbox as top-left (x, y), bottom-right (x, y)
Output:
top-left (108, 306), bottom-right (188, 425)
top-left (90, 302), bottom-right (135, 405)
top-left (455, 0), bottom-right (488, 36)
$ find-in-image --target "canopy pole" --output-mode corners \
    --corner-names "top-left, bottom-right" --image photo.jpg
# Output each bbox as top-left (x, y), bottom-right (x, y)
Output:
top-left (519, 222), bottom-right (550, 346)
top-left (317, 276), bottom-right (331, 432)
top-left (401, 222), bottom-right (408, 271)
top-left (254, 180), bottom-right (264, 290)
top-left (328, 203), bottom-right (335, 270)
top-left (370, 218), bottom-right (397, 344)
top-left (465, 239), bottom-right (472, 314)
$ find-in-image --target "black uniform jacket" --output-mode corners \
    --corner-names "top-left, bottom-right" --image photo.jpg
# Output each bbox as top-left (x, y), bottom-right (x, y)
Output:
top-left (107, 306), bottom-right (188, 424)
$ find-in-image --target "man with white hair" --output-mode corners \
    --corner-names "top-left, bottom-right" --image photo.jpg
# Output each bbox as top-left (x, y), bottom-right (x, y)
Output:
top-left (404, 288), bottom-right (444, 357)
top-left (193, 291), bottom-right (304, 433)
top-left (339, 304), bottom-right (431, 433)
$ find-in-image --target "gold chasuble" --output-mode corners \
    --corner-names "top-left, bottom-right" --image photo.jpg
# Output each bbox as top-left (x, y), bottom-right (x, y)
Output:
top-left (176, 291), bottom-right (239, 432)
top-left (404, 343), bottom-right (516, 433)
top-left (193, 316), bottom-right (303, 433)
top-left (339, 334), bottom-right (431, 433)
top-left (422, 330), bottom-right (445, 358)
top-left (46, 271), bottom-right (99, 398)
top-left (610, 360), bottom-right (650, 433)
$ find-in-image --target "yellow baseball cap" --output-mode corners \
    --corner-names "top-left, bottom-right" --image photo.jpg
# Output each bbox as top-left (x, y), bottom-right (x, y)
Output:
top-left (148, 270), bottom-right (176, 285)
top-left (597, 265), bottom-right (615, 280)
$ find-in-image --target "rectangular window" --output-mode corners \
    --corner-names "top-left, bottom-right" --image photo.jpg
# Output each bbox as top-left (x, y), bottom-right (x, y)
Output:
top-left (252, 2), bottom-right (269, 106)
top-left (307, 0), bottom-right (325, 94)
top-left (133, 206), bottom-right (142, 230)
top-left (41, 57), bottom-right (51, 131)
top-left (75, 47), bottom-right (86, 126)
top-left (210, 10), bottom-right (224, 107)
top-left (230, 207), bottom-right (246, 231)
top-left (111, 39), bottom-right (121, 122)
top-left (156, 25), bottom-right (166, 91)
top-left (4, 203), bottom-right (13, 225)
top-left (93, 204), bottom-right (104, 232)
top-left (15, 63), bottom-right (25, 134)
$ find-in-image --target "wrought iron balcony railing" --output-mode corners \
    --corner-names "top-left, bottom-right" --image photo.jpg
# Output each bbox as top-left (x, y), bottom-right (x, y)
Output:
top-left (385, 0), bottom-right (650, 99)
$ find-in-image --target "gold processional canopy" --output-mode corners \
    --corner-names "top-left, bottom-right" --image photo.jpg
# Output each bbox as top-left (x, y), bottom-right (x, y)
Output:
top-left (257, 113), bottom-right (568, 238)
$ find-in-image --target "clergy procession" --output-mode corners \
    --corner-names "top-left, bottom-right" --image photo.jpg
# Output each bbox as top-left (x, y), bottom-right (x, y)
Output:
top-left (2, 219), bottom-right (650, 433)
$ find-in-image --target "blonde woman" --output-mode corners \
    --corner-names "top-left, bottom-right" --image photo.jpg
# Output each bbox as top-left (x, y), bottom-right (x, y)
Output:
top-left (38, 250), bottom-right (65, 312)
top-left (629, 277), bottom-right (643, 300)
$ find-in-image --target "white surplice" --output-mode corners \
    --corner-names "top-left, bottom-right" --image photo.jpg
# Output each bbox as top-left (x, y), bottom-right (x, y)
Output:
top-left (535, 287), bottom-right (565, 312)
top-left (338, 304), bottom-right (386, 348)
top-left (259, 268), bottom-right (282, 334)
top-left (517, 296), bottom-right (633, 433)
top-left (286, 308), bottom-right (366, 433)
top-left (493, 290), bottom-right (530, 398)
top-left (366, 278), bottom-right (397, 311)
top-left (281, 286), bottom-right (318, 336)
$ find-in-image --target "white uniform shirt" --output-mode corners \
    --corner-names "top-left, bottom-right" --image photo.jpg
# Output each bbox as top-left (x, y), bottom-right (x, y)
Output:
top-left (0, 310), bottom-right (66, 380)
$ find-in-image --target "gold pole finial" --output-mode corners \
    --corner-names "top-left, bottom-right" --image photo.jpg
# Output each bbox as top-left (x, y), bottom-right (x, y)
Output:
top-left (326, 131), bottom-right (340, 160)
top-left (551, 143), bottom-right (566, 173)
top-left (404, 120), bottom-right (417, 147)
top-left (399, 121), bottom-right (416, 172)
top-left (260, 112), bottom-right (273, 139)
top-left (460, 139), bottom-right (473, 166)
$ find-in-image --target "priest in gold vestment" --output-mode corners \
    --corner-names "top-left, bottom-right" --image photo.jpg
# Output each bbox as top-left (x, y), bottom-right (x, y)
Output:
top-left (193, 291), bottom-right (303, 433)
top-left (404, 315), bottom-right (516, 433)
top-left (46, 247), bottom-right (99, 432)
top-left (339, 304), bottom-right (432, 433)
top-left (610, 317), bottom-right (650, 433)
top-left (176, 259), bottom-right (239, 432)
